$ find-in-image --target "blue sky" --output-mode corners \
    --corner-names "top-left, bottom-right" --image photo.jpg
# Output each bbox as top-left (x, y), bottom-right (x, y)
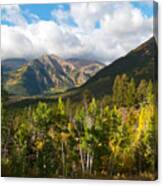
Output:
top-left (21, 3), bottom-right (70, 20)
top-left (2, 2), bottom-right (154, 26)
top-left (131, 2), bottom-right (153, 17)
top-left (1, 1), bottom-right (154, 63)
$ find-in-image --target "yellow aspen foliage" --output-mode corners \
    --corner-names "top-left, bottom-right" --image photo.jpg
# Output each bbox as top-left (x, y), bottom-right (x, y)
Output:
top-left (103, 105), bottom-right (109, 115)
top-left (68, 122), bottom-right (74, 133)
top-left (35, 139), bottom-right (44, 151)
top-left (61, 132), bottom-right (70, 142)
top-left (108, 138), bottom-right (120, 154)
top-left (135, 104), bottom-right (154, 145)
top-left (48, 128), bottom-right (55, 140)
top-left (57, 97), bottom-right (65, 115)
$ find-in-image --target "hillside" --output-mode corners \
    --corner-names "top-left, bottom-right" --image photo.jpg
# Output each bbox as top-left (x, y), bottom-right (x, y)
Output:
top-left (66, 36), bottom-right (158, 99)
top-left (3, 55), bottom-right (104, 95)
top-left (1, 58), bottom-right (27, 83)
top-left (1, 58), bottom-right (27, 73)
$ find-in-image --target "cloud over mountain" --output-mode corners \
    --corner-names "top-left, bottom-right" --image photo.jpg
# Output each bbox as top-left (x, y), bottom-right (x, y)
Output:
top-left (1, 2), bottom-right (153, 63)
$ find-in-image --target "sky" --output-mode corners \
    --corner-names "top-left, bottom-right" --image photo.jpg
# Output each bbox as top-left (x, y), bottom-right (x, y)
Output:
top-left (1, 1), bottom-right (154, 64)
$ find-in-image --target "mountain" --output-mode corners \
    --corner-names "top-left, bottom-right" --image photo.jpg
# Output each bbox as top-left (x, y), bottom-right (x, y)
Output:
top-left (65, 58), bottom-right (104, 85)
top-left (2, 37), bottom-right (157, 99)
top-left (66, 36), bottom-right (157, 99)
top-left (66, 58), bottom-right (103, 67)
top-left (1, 58), bottom-right (27, 72)
top-left (2, 55), bottom-right (104, 95)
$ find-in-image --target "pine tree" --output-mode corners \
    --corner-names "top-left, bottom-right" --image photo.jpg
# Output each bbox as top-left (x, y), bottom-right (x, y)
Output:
top-left (126, 78), bottom-right (136, 107)
top-left (112, 75), bottom-right (122, 106)
top-left (136, 80), bottom-right (147, 103)
top-left (147, 81), bottom-right (154, 104)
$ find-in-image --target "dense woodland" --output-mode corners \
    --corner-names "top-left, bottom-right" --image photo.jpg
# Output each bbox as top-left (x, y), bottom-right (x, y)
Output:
top-left (1, 74), bottom-right (157, 180)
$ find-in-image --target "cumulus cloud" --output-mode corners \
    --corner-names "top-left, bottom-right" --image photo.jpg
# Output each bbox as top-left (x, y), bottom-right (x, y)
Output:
top-left (51, 8), bottom-right (73, 26)
top-left (1, 5), bottom-right (28, 27)
top-left (1, 2), bottom-right (153, 64)
top-left (1, 21), bottom-right (82, 60)
top-left (1, 4), bottom-right (40, 26)
top-left (1, 25), bottom-right (34, 59)
top-left (70, 2), bottom-right (122, 32)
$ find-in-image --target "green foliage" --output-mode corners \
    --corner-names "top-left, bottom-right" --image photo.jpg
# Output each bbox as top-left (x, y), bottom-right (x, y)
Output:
top-left (1, 75), bottom-right (157, 180)
top-left (112, 75), bottom-right (122, 106)
top-left (33, 102), bottom-right (52, 130)
top-left (147, 81), bottom-right (154, 104)
top-left (57, 97), bottom-right (65, 116)
top-left (136, 80), bottom-right (148, 103)
top-left (126, 78), bottom-right (136, 106)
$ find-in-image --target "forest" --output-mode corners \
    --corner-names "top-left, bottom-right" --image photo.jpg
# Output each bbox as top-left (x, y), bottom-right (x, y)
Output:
top-left (1, 74), bottom-right (158, 180)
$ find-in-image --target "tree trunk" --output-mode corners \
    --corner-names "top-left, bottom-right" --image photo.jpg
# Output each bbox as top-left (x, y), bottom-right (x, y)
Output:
top-left (86, 153), bottom-right (90, 173)
top-left (89, 154), bottom-right (93, 175)
top-left (79, 147), bottom-right (85, 175)
top-left (61, 142), bottom-right (65, 176)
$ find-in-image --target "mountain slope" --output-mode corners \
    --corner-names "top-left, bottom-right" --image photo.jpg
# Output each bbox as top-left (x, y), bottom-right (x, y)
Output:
top-left (1, 58), bottom-right (27, 72)
top-left (1, 58), bottom-right (27, 84)
top-left (3, 55), bottom-right (104, 95)
top-left (67, 36), bottom-right (157, 99)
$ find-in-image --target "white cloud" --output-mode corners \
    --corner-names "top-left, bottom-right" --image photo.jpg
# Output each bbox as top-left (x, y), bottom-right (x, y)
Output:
top-left (1, 4), bottom-right (40, 26)
top-left (1, 3), bottom-right (153, 64)
top-left (1, 25), bottom-right (35, 59)
top-left (1, 21), bottom-right (82, 60)
top-left (51, 8), bottom-right (72, 26)
top-left (1, 5), bottom-right (28, 27)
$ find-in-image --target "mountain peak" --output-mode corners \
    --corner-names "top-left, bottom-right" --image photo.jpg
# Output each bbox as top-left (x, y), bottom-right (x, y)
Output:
top-left (131, 36), bottom-right (156, 54)
top-left (2, 55), bottom-right (104, 95)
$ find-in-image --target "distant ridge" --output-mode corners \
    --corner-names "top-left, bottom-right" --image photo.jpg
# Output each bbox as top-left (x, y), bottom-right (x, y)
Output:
top-left (2, 55), bottom-right (104, 95)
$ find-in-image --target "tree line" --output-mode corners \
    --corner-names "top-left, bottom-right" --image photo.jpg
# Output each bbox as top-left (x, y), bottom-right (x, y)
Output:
top-left (1, 74), bottom-right (157, 179)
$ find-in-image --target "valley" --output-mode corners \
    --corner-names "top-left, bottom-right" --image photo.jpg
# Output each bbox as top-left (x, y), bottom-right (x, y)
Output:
top-left (3, 36), bottom-right (158, 107)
